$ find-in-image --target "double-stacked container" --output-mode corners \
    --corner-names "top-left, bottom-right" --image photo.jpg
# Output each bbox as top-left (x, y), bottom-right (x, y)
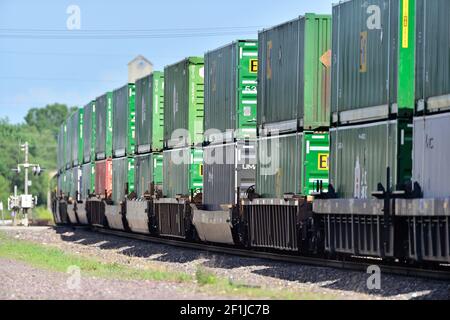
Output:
top-left (127, 72), bottom-right (165, 235)
top-left (395, 0), bottom-right (450, 263)
top-left (157, 57), bottom-right (204, 239)
top-left (193, 41), bottom-right (259, 245)
top-left (243, 14), bottom-right (332, 252)
top-left (314, 0), bottom-right (418, 259)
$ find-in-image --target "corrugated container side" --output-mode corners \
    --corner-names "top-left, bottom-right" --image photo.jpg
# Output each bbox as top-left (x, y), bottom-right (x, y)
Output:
top-left (134, 153), bottom-right (163, 198)
top-left (113, 84), bottom-right (136, 158)
top-left (416, 0), bottom-right (450, 112)
top-left (258, 14), bottom-right (331, 131)
top-left (83, 101), bottom-right (96, 164)
top-left (135, 72), bottom-right (165, 153)
top-left (81, 162), bottom-right (95, 199)
top-left (135, 154), bottom-right (152, 198)
top-left (57, 124), bottom-right (65, 172)
top-left (256, 133), bottom-right (329, 198)
top-left (164, 57), bottom-right (204, 148)
top-left (65, 115), bottom-right (73, 169)
top-left (95, 158), bottom-right (112, 199)
top-left (331, 0), bottom-right (399, 116)
top-left (163, 148), bottom-right (203, 198)
top-left (112, 157), bottom-right (135, 204)
top-left (203, 141), bottom-right (257, 211)
top-left (330, 120), bottom-right (412, 199)
top-left (204, 41), bottom-right (258, 140)
top-left (413, 113), bottom-right (450, 198)
top-left (95, 93), bottom-right (113, 160)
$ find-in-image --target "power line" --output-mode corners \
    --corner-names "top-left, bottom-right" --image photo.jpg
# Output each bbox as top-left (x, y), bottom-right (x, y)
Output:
top-left (0, 26), bottom-right (263, 32)
top-left (0, 76), bottom-right (122, 83)
top-left (0, 30), bottom-right (257, 40)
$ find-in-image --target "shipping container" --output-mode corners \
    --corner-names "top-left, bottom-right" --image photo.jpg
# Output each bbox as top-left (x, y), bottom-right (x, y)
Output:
top-left (331, 0), bottom-right (415, 124)
top-left (164, 57), bottom-right (204, 148)
top-left (134, 153), bottom-right (163, 198)
top-left (329, 119), bottom-right (412, 199)
top-left (163, 148), bottom-right (203, 198)
top-left (203, 141), bottom-right (256, 211)
top-left (416, 0), bottom-right (450, 114)
top-left (258, 14), bottom-right (332, 133)
top-left (66, 166), bottom-right (81, 200)
top-left (83, 101), bottom-right (96, 164)
top-left (112, 157), bottom-right (135, 204)
top-left (135, 72), bottom-right (165, 153)
top-left (204, 40), bottom-right (258, 142)
top-left (95, 92), bottom-right (113, 160)
top-left (65, 114), bottom-right (73, 169)
top-left (81, 162), bottom-right (95, 200)
top-left (57, 124), bottom-right (66, 172)
top-left (413, 113), bottom-right (450, 198)
top-left (95, 158), bottom-right (112, 199)
top-left (256, 132), bottom-right (329, 198)
top-left (113, 84), bottom-right (136, 157)
top-left (66, 109), bottom-right (84, 167)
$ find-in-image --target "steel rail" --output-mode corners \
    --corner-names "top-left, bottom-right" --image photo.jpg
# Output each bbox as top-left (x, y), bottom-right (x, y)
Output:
top-left (72, 226), bottom-right (450, 282)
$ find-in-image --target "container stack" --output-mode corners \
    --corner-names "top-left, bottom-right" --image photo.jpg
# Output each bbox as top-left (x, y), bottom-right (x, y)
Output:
top-left (152, 57), bottom-right (204, 239)
top-left (162, 57), bottom-right (205, 199)
top-left (314, 0), bottom-right (416, 258)
top-left (101, 84), bottom-right (136, 230)
top-left (396, 0), bottom-right (450, 263)
top-left (94, 92), bottom-right (113, 200)
top-left (242, 14), bottom-right (332, 252)
top-left (188, 41), bottom-right (259, 245)
top-left (134, 71), bottom-right (165, 198)
top-left (78, 100), bottom-right (96, 225)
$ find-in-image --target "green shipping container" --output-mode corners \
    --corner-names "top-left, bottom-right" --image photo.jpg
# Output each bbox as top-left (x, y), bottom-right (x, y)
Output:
top-left (256, 132), bottom-right (329, 198)
top-left (113, 84), bottom-right (136, 157)
top-left (258, 14), bottom-right (332, 133)
top-left (95, 92), bottom-right (113, 160)
top-left (135, 72), bottom-right (165, 153)
top-left (416, 0), bottom-right (450, 114)
top-left (81, 162), bottom-right (95, 200)
top-left (204, 40), bottom-right (258, 141)
top-left (112, 157), bottom-right (135, 204)
top-left (329, 120), bottom-right (412, 199)
top-left (164, 57), bottom-right (204, 148)
top-left (331, 0), bottom-right (416, 124)
top-left (83, 101), bottom-right (96, 164)
top-left (163, 148), bottom-right (203, 198)
top-left (134, 153), bottom-right (163, 198)
top-left (57, 124), bottom-right (66, 172)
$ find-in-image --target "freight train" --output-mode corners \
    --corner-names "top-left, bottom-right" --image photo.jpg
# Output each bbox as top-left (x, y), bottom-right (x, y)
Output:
top-left (53, 0), bottom-right (450, 266)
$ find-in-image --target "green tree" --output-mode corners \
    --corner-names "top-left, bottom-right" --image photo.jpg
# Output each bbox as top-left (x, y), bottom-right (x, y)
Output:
top-left (0, 103), bottom-right (74, 208)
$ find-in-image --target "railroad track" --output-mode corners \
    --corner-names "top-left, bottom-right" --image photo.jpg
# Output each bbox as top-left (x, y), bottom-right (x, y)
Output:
top-left (75, 226), bottom-right (450, 282)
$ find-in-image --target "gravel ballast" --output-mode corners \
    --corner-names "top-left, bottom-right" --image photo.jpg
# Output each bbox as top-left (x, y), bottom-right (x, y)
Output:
top-left (1, 226), bottom-right (449, 300)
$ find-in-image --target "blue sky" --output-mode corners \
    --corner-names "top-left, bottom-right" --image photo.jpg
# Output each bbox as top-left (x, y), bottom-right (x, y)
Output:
top-left (0, 0), bottom-right (334, 123)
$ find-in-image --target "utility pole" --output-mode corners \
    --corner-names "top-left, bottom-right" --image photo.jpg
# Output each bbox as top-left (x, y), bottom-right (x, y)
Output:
top-left (10, 142), bottom-right (42, 227)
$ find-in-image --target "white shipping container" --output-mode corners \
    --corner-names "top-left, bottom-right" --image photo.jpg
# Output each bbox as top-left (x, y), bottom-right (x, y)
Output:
top-left (413, 113), bottom-right (450, 198)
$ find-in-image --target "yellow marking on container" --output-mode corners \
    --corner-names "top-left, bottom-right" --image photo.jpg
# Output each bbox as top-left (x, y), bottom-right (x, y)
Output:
top-left (402, 0), bottom-right (409, 48)
top-left (360, 31), bottom-right (368, 73)
top-left (249, 59), bottom-right (258, 73)
top-left (318, 154), bottom-right (329, 171)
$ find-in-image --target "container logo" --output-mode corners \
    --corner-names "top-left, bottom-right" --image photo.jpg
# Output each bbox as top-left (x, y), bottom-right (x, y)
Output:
top-left (318, 154), bottom-right (329, 171)
top-left (249, 59), bottom-right (258, 73)
top-left (366, 5), bottom-right (381, 30)
top-left (402, 0), bottom-right (409, 48)
top-left (266, 41), bottom-right (273, 80)
top-left (360, 32), bottom-right (368, 73)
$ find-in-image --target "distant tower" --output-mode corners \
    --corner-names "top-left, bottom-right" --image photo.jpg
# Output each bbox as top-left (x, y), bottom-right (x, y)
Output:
top-left (128, 55), bottom-right (153, 83)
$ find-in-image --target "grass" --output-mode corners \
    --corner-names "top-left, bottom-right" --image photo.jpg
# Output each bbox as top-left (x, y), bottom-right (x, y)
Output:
top-left (0, 232), bottom-right (337, 300)
top-left (0, 232), bottom-right (191, 282)
top-left (0, 206), bottom-right (53, 222)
